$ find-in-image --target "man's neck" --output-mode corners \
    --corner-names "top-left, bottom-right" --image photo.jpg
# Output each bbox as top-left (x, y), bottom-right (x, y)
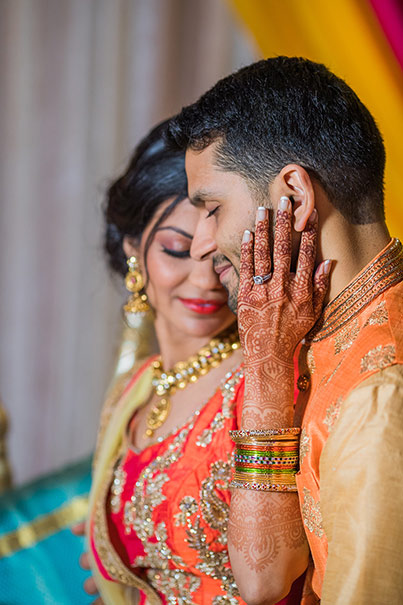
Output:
top-left (319, 217), bottom-right (391, 304)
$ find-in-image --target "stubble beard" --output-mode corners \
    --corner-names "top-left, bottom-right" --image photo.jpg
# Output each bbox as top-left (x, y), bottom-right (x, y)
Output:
top-left (226, 274), bottom-right (239, 314)
top-left (213, 255), bottom-right (240, 315)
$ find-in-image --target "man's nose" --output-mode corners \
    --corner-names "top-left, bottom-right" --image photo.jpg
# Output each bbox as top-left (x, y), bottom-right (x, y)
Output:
top-left (190, 218), bottom-right (217, 261)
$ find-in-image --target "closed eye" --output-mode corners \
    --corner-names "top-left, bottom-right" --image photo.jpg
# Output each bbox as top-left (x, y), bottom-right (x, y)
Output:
top-left (206, 206), bottom-right (219, 218)
top-left (162, 247), bottom-right (190, 259)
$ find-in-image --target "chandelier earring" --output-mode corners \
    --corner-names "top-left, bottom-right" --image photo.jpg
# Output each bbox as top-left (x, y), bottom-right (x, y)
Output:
top-left (123, 256), bottom-right (151, 324)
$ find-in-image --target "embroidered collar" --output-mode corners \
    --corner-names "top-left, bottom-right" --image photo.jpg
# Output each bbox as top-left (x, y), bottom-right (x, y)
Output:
top-left (309, 238), bottom-right (403, 342)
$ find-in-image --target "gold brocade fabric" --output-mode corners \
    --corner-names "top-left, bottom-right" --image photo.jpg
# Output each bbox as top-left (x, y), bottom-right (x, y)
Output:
top-left (295, 238), bottom-right (403, 604)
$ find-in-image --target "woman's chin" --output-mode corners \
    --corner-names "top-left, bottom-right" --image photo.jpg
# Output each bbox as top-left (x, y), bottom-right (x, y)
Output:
top-left (179, 311), bottom-right (236, 340)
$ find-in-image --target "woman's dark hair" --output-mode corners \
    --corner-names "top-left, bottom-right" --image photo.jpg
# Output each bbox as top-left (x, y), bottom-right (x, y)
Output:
top-left (105, 118), bottom-right (188, 277)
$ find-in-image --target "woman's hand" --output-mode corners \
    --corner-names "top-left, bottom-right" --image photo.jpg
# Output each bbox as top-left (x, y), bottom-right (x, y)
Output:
top-left (237, 197), bottom-right (331, 427)
top-left (228, 198), bottom-right (328, 603)
top-left (71, 521), bottom-right (104, 604)
top-left (238, 197), bottom-right (330, 365)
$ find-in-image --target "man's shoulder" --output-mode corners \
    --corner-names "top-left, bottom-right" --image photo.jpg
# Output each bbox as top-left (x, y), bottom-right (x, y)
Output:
top-left (351, 281), bottom-right (403, 371)
top-left (383, 278), bottom-right (403, 351)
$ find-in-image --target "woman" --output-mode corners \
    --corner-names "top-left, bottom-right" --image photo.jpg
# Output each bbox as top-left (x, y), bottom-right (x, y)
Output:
top-left (86, 120), bottom-right (305, 604)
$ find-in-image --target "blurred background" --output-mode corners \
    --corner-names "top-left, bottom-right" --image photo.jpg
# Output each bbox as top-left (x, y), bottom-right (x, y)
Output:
top-left (1, 0), bottom-right (402, 487)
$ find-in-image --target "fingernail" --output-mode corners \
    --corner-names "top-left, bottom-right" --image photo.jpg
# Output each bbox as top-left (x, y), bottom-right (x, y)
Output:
top-left (256, 206), bottom-right (267, 221)
top-left (323, 259), bottom-right (332, 274)
top-left (242, 230), bottom-right (251, 243)
top-left (279, 196), bottom-right (290, 211)
top-left (308, 209), bottom-right (317, 224)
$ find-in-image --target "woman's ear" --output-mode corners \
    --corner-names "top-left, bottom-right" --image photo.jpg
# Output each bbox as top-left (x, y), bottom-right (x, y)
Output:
top-left (122, 236), bottom-right (139, 260)
top-left (271, 164), bottom-right (315, 232)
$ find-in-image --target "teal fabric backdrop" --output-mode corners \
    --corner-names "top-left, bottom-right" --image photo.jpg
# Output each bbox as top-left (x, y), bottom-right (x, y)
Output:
top-left (0, 457), bottom-right (93, 604)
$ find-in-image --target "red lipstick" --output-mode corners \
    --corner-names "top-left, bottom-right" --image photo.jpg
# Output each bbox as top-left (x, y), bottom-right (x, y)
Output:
top-left (178, 298), bottom-right (226, 315)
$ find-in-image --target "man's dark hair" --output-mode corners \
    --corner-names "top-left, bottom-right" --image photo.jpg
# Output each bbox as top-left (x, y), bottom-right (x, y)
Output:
top-left (168, 56), bottom-right (385, 224)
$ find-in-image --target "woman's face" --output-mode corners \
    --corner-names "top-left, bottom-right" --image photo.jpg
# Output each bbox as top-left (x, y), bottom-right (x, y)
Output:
top-left (130, 198), bottom-right (235, 341)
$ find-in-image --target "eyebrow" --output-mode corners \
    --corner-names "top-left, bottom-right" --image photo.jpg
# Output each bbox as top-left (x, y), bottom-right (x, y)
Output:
top-left (190, 188), bottom-right (218, 206)
top-left (155, 226), bottom-right (192, 239)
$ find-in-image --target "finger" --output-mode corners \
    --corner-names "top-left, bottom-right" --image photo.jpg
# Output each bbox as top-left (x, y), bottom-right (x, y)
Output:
top-left (273, 197), bottom-right (292, 280)
top-left (80, 552), bottom-right (91, 570)
top-left (71, 521), bottom-right (86, 536)
top-left (313, 260), bottom-right (332, 317)
top-left (295, 209), bottom-right (318, 286)
top-left (84, 576), bottom-right (99, 595)
top-left (238, 229), bottom-right (254, 299)
top-left (254, 206), bottom-right (271, 278)
top-left (92, 599), bottom-right (104, 605)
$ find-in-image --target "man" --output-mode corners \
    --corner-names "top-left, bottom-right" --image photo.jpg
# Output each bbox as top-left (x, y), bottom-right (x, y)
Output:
top-left (168, 57), bottom-right (403, 604)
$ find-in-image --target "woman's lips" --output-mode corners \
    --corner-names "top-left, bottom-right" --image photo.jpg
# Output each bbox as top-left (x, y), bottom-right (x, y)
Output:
top-left (178, 298), bottom-right (226, 315)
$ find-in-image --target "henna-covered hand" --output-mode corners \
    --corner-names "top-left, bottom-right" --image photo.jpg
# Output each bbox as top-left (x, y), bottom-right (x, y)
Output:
top-left (238, 198), bottom-right (331, 427)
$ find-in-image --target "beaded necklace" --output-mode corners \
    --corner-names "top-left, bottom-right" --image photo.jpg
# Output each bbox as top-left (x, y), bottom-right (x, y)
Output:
top-left (145, 324), bottom-right (240, 438)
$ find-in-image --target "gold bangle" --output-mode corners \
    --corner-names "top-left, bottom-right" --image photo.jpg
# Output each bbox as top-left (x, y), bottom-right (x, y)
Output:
top-left (230, 428), bottom-right (300, 443)
top-left (230, 428), bottom-right (300, 492)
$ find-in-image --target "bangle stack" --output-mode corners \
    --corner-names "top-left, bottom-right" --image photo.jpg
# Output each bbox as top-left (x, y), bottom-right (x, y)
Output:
top-left (230, 428), bottom-right (300, 492)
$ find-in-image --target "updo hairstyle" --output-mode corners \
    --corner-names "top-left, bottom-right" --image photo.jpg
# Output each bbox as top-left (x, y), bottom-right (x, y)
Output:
top-left (104, 118), bottom-right (188, 278)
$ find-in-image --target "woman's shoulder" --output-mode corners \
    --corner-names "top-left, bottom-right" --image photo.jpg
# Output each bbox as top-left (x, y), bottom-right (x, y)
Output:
top-left (93, 355), bottom-right (157, 467)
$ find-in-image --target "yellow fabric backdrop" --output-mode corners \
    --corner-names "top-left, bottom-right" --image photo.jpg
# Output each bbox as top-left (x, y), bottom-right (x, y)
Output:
top-left (230, 0), bottom-right (403, 240)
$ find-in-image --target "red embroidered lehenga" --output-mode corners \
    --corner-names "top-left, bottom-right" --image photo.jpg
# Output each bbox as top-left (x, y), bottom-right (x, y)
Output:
top-left (88, 360), bottom-right (304, 604)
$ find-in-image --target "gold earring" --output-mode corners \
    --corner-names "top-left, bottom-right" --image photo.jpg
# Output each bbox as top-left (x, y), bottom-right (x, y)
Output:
top-left (123, 256), bottom-right (150, 321)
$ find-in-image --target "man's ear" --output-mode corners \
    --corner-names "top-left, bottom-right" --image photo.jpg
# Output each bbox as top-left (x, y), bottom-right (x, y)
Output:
top-left (271, 164), bottom-right (315, 232)
top-left (122, 236), bottom-right (139, 260)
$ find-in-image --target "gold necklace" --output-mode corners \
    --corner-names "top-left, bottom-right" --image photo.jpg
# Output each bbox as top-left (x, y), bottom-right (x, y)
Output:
top-left (145, 324), bottom-right (240, 438)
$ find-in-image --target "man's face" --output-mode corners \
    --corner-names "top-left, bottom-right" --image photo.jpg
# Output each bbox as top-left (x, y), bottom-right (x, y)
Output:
top-left (186, 143), bottom-right (268, 312)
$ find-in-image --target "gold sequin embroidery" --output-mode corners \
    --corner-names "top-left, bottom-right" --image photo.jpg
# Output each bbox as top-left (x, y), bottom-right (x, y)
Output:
top-left (299, 427), bottom-right (310, 464)
top-left (306, 347), bottom-right (316, 374)
top-left (323, 397), bottom-right (343, 432)
top-left (319, 360), bottom-right (343, 389)
top-left (360, 344), bottom-right (396, 374)
top-left (110, 461), bottom-right (127, 514)
top-left (196, 369), bottom-right (243, 447)
top-left (333, 318), bottom-right (359, 355)
top-left (363, 300), bottom-right (389, 327)
top-left (301, 487), bottom-right (324, 538)
top-left (309, 239), bottom-right (403, 342)
top-left (121, 368), bottom-right (244, 602)
top-left (176, 459), bottom-right (240, 602)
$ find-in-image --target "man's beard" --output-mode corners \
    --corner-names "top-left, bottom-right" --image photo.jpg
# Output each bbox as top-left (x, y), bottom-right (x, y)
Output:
top-left (226, 280), bottom-right (239, 314)
top-left (213, 254), bottom-right (240, 315)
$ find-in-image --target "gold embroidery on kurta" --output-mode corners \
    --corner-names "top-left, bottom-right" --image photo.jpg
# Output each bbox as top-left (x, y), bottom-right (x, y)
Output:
top-left (333, 318), bottom-right (359, 355)
top-left (323, 397), bottom-right (343, 432)
top-left (360, 344), bottom-right (396, 374)
top-left (319, 360), bottom-right (343, 388)
top-left (309, 239), bottom-right (403, 342)
top-left (301, 487), bottom-right (324, 538)
top-left (363, 300), bottom-right (389, 327)
top-left (306, 347), bottom-right (316, 374)
top-left (299, 427), bottom-right (310, 464)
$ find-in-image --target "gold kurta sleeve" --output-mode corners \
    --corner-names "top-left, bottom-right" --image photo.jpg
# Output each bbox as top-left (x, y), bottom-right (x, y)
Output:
top-left (320, 364), bottom-right (403, 605)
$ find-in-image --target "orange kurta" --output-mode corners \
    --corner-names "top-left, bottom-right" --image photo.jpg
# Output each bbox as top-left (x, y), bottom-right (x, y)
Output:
top-left (295, 238), bottom-right (403, 601)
